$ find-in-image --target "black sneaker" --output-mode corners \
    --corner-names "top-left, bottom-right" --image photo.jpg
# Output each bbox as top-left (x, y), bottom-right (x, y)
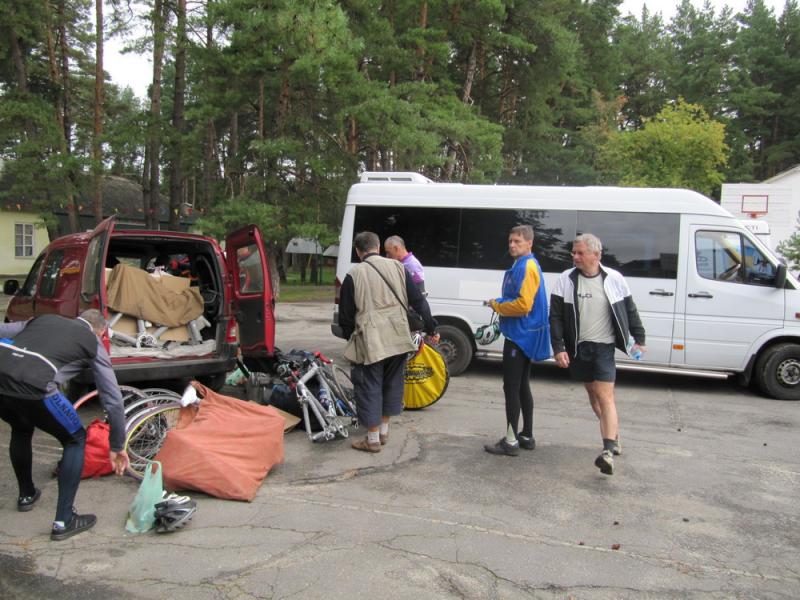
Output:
top-left (17, 488), bottom-right (41, 512)
top-left (484, 438), bottom-right (520, 456)
top-left (594, 450), bottom-right (614, 475)
top-left (518, 434), bottom-right (536, 451)
top-left (51, 512), bottom-right (97, 541)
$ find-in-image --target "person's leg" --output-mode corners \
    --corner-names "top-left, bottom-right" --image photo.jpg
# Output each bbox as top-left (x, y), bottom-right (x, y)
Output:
top-left (0, 398), bottom-right (37, 499)
top-left (518, 357), bottom-right (534, 439)
top-left (28, 394), bottom-right (86, 523)
top-left (588, 381), bottom-right (618, 441)
top-left (379, 354), bottom-right (407, 445)
top-left (501, 339), bottom-right (526, 439)
top-left (351, 363), bottom-right (383, 452)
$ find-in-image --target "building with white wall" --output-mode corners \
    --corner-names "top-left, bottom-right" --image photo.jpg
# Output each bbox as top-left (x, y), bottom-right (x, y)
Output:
top-left (721, 166), bottom-right (800, 252)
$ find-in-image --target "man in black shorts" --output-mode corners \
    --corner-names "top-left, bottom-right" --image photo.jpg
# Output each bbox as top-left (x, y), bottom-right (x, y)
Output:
top-left (549, 234), bottom-right (645, 475)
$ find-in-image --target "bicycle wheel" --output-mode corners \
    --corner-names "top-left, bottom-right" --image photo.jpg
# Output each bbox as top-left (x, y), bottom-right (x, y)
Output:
top-left (403, 342), bottom-right (449, 410)
top-left (124, 395), bottom-right (183, 422)
top-left (124, 405), bottom-right (183, 479)
top-left (73, 385), bottom-right (144, 411)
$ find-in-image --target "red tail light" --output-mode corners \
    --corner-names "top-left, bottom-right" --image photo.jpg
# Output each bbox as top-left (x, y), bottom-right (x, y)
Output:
top-left (334, 277), bottom-right (342, 304)
top-left (226, 320), bottom-right (238, 343)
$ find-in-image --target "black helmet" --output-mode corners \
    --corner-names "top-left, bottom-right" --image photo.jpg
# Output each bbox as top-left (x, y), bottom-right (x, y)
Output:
top-left (154, 494), bottom-right (197, 533)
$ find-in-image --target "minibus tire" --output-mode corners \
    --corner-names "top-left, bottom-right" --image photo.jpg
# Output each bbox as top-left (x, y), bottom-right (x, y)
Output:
top-left (755, 343), bottom-right (800, 401)
top-left (435, 324), bottom-right (473, 376)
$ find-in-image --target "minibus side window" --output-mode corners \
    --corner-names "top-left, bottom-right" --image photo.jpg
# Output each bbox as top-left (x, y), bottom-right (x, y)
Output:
top-left (742, 237), bottom-right (777, 286)
top-left (20, 253), bottom-right (46, 296)
top-left (577, 212), bottom-right (679, 279)
top-left (695, 231), bottom-right (744, 282)
top-left (39, 250), bottom-right (65, 298)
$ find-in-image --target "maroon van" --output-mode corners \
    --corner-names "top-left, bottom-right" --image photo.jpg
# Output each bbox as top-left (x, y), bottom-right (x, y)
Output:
top-left (3, 216), bottom-right (275, 391)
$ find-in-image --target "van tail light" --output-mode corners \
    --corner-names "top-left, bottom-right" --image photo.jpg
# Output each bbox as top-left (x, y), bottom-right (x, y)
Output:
top-left (226, 320), bottom-right (238, 344)
top-left (101, 328), bottom-right (111, 354)
top-left (334, 277), bottom-right (342, 304)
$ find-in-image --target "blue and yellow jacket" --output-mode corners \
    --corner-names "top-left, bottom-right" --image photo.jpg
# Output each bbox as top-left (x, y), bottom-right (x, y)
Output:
top-left (489, 254), bottom-right (551, 361)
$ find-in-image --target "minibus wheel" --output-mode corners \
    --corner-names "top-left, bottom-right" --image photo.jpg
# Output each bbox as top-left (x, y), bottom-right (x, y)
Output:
top-left (435, 324), bottom-right (473, 376)
top-left (755, 343), bottom-right (800, 400)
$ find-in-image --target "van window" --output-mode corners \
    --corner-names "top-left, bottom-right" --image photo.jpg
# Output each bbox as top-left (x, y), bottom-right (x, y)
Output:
top-left (237, 244), bottom-right (264, 293)
top-left (39, 250), bottom-right (65, 298)
top-left (696, 231), bottom-right (745, 282)
top-left (20, 253), bottom-right (46, 296)
top-left (743, 237), bottom-right (777, 285)
top-left (353, 205), bottom-right (679, 277)
top-left (577, 212), bottom-right (679, 279)
top-left (81, 235), bottom-right (104, 297)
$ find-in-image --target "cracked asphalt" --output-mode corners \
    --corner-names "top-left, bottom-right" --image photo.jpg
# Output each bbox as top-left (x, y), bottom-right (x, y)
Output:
top-left (1, 301), bottom-right (799, 599)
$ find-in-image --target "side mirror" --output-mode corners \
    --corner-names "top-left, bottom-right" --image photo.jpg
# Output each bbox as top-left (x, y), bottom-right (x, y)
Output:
top-left (775, 263), bottom-right (787, 288)
top-left (3, 279), bottom-right (19, 295)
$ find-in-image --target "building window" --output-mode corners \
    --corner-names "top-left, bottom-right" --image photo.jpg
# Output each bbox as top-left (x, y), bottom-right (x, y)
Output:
top-left (15, 223), bottom-right (34, 258)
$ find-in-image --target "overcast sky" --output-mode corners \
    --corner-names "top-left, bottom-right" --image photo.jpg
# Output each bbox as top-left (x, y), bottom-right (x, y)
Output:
top-left (105, 0), bottom-right (789, 98)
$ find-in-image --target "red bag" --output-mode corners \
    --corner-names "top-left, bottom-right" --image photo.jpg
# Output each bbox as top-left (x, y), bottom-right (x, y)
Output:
top-left (81, 419), bottom-right (113, 479)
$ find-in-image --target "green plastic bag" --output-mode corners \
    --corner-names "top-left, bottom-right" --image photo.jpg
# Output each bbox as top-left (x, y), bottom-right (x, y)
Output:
top-left (125, 461), bottom-right (164, 533)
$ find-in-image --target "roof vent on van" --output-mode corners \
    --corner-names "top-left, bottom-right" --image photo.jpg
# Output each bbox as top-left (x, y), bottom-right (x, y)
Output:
top-left (359, 172), bottom-right (433, 184)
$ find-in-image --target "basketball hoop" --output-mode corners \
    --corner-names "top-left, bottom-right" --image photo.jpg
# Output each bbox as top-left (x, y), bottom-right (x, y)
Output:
top-left (741, 194), bottom-right (768, 216)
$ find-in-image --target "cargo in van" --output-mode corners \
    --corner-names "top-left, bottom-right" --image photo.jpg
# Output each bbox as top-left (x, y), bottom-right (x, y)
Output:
top-left (332, 172), bottom-right (799, 400)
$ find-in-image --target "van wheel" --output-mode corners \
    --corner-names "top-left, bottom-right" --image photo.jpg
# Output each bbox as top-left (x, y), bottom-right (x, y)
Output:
top-left (755, 343), bottom-right (800, 400)
top-left (435, 324), bottom-right (473, 376)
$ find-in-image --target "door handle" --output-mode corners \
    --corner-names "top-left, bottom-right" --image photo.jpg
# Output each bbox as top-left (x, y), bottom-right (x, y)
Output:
top-left (688, 291), bottom-right (713, 299)
top-left (649, 289), bottom-right (674, 296)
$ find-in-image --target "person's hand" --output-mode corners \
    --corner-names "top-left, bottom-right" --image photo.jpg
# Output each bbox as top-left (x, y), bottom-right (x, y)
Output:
top-left (554, 351), bottom-right (570, 369)
top-left (110, 449), bottom-right (130, 476)
top-left (426, 332), bottom-right (440, 345)
top-left (483, 299), bottom-right (495, 308)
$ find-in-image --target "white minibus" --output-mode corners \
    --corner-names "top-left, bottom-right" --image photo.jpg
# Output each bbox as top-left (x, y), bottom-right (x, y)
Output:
top-left (332, 172), bottom-right (799, 400)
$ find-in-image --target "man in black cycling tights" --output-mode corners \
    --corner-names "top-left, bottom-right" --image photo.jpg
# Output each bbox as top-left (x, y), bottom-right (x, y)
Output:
top-left (483, 225), bottom-right (550, 456)
top-left (0, 310), bottom-right (129, 540)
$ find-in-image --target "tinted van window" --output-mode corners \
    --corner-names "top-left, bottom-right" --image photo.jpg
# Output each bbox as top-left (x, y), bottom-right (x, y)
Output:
top-left (577, 212), bottom-right (679, 279)
top-left (39, 250), bottom-right (65, 298)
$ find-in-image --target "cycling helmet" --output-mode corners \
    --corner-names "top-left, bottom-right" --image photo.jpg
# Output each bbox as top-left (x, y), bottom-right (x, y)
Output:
top-left (474, 312), bottom-right (500, 346)
top-left (154, 494), bottom-right (197, 533)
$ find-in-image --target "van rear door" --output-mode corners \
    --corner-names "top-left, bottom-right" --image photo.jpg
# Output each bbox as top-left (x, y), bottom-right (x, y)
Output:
top-left (79, 216), bottom-right (115, 313)
top-left (225, 226), bottom-right (275, 357)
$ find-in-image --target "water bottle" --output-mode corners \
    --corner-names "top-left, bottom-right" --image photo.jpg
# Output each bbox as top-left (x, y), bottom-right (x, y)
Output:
top-left (318, 386), bottom-right (331, 409)
top-left (627, 335), bottom-right (643, 361)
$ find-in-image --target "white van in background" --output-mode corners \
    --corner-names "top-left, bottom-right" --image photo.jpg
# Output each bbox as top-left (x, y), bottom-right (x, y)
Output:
top-left (332, 172), bottom-right (800, 400)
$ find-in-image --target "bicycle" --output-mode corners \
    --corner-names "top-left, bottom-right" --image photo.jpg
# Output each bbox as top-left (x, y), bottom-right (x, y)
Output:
top-left (123, 403), bottom-right (183, 479)
top-left (273, 350), bottom-right (358, 442)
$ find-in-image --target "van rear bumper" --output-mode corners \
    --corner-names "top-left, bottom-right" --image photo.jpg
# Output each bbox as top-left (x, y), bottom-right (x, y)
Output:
top-left (112, 356), bottom-right (237, 384)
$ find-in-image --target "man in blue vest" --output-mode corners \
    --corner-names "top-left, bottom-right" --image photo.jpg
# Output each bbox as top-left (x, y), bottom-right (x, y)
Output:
top-left (0, 310), bottom-right (129, 540)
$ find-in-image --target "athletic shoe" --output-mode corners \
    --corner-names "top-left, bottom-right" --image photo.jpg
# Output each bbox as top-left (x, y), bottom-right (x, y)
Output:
top-left (51, 512), bottom-right (97, 541)
top-left (17, 488), bottom-right (41, 512)
top-left (484, 438), bottom-right (520, 456)
top-left (518, 434), bottom-right (536, 451)
top-left (612, 435), bottom-right (622, 456)
top-left (595, 450), bottom-right (614, 475)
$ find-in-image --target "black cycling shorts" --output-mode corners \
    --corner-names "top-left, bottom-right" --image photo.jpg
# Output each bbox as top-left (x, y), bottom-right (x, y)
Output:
top-left (569, 342), bottom-right (616, 383)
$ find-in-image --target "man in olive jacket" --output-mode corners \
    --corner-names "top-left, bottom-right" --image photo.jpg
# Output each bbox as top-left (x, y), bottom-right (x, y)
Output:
top-left (338, 231), bottom-right (438, 452)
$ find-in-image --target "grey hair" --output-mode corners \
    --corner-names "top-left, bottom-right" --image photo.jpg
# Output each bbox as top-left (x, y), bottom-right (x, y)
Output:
top-left (574, 233), bottom-right (602, 254)
top-left (78, 309), bottom-right (108, 334)
top-left (384, 235), bottom-right (406, 250)
top-left (353, 231), bottom-right (380, 253)
top-left (510, 224), bottom-right (534, 242)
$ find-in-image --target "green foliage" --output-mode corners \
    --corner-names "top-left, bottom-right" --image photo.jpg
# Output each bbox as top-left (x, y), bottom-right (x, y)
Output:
top-left (597, 100), bottom-right (728, 195)
top-left (777, 233), bottom-right (800, 271)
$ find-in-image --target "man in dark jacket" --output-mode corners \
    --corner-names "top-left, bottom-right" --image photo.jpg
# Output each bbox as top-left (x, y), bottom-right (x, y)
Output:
top-left (549, 233), bottom-right (645, 476)
top-left (0, 310), bottom-right (129, 540)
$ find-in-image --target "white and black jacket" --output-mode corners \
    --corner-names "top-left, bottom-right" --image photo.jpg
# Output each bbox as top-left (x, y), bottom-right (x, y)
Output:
top-left (549, 265), bottom-right (645, 357)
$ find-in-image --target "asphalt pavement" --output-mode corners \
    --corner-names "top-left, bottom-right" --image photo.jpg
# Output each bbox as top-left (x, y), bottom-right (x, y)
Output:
top-left (1, 301), bottom-right (799, 599)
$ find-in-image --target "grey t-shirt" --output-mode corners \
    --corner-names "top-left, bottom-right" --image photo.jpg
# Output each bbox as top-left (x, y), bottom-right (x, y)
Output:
top-left (577, 273), bottom-right (615, 344)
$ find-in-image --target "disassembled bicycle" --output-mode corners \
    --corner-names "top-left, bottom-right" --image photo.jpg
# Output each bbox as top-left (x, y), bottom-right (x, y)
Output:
top-left (272, 350), bottom-right (358, 442)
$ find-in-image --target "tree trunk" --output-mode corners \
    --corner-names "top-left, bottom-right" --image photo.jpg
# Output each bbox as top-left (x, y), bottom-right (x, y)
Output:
top-left (201, 18), bottom-right (215, 211)
top-left (44, 2), bottom-right (79, 233)
top-left (92, 0), bottom-right (104, 226)
top-left (415, 1), bottom-right (428, 81)
top-left (147, 0), bottom-right (167, 229)
top-left (168, 0), bottom-right (187, 231)
top-left (227, 112), bottom-right (240, 197)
